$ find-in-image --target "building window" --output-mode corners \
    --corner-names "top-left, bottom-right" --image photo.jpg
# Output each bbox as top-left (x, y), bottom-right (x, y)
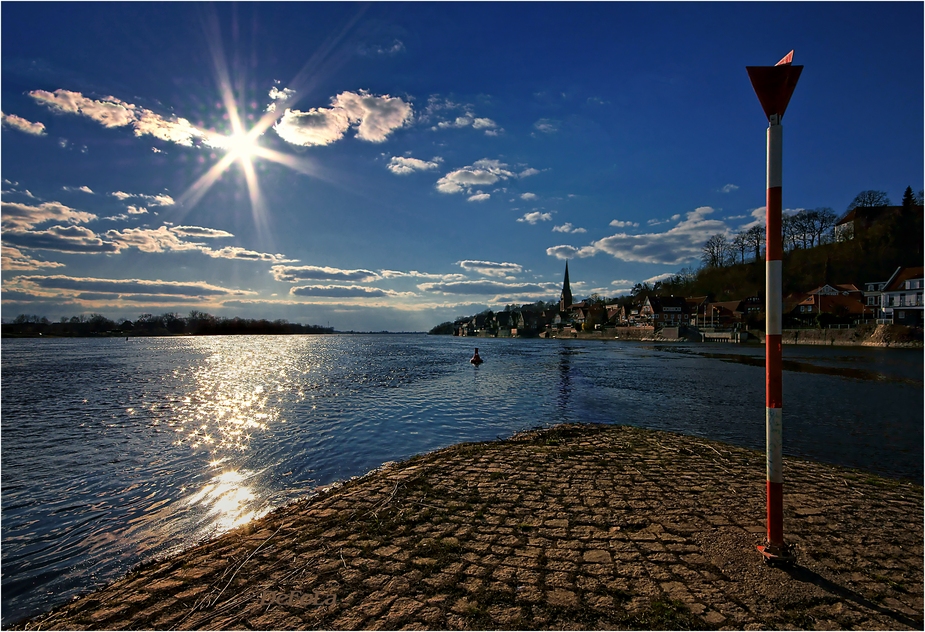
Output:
top-left (900, 294), bottom-right (906, 307)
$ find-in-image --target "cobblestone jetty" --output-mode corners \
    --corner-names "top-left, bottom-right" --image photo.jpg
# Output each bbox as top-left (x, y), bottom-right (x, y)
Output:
top-left (18, 424), bottom-right (923, 630)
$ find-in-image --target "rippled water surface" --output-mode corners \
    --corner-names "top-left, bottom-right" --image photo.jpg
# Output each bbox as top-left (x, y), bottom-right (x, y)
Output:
top-left (1, 335), bottom-right (922, 623)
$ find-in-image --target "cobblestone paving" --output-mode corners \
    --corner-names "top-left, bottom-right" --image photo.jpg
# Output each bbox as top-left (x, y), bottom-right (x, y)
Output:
top-left (18, 424), bottom-right (923, 630)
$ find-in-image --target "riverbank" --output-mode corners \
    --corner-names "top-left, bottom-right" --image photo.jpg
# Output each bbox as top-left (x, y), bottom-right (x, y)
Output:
top-left (547, 323), bottom-right (923, 348)
top-left (15, 424), bottom-right (922, 630)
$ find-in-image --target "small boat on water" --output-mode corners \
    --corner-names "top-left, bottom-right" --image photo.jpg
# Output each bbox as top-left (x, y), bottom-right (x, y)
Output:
top-left (470, 348), bottom-right (483, 365)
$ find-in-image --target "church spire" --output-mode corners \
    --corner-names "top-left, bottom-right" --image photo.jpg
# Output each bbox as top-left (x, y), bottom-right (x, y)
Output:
top-left (560, 261), bottom-right (573, 312)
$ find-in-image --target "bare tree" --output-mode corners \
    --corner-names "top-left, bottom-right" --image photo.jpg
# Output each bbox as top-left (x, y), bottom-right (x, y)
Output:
top-left (701, 233), bottom-right (731, 267)
top-left (810, 207), bottom-right (837, 246)
top-left (742, 225), bottom-right (764, 261)
top-left (847, 190), bottom-right (890, 210)
top-left (731, 232), bottom-right (748, 264)
top-left (782, 214), bottom-right (801, 251)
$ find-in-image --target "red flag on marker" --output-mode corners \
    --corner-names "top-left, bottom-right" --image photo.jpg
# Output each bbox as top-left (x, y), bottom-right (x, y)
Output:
top-left (775, 50), bottom-right (794, 66)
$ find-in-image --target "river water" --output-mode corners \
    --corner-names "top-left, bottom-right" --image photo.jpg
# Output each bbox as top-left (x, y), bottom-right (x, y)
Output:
top-left (1, 335), bottom-right (921, 623)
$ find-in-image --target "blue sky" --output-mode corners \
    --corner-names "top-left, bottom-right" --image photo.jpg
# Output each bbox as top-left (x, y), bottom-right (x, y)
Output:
top-left (2, 2), bottom-right (922, 331)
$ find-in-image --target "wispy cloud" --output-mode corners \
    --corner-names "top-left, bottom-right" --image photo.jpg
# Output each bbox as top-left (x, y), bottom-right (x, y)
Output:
top-left (290, 285), bottom-right (401, 298)
top-left (1, 111), bottom-right (46, 135)
top-left (63, 185), bottom-right (94, 194)
top-left (1, 246), bottom-right (65, 271)
top-left (16, 274), bottom-right (253, 298)
top-left (110, 191), bottom-right (174, 206)
top-left (467, 192), bottom-right (490, 202)
top-left (271, 265), bottom-right (380, 283)
top-left (721, 183), bottom-right (739, 193)
top-left (532, 118), bottom-right (559, 134)
top-left (417, 280), bottom-right (550, 295)
top-left (358, 39), bottom-right (406, 57)
top-left (1, 201), bottom-right (97, 231)
top-left (553, 223), bottom-right (586, 234)
top-left (558, 206), bottom-right (728, 265)
top-left (457, 260), bottom-right (523, 277)
top-left (520, 192), bottom-right (537, 200)
top-left (204, 247), bottom-right (294, 263)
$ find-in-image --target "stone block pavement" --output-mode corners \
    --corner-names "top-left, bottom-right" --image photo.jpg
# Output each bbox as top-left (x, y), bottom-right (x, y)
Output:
top-left (17, 424), bottom-right (923, 630)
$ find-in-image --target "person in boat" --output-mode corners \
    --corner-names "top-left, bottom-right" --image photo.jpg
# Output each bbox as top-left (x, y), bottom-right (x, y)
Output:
top-left (470, 348), bottom-right (483, 365)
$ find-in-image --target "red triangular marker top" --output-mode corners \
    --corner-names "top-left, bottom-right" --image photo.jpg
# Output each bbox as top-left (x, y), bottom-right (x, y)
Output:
top-left (775, 50), bottom-right (794, 66)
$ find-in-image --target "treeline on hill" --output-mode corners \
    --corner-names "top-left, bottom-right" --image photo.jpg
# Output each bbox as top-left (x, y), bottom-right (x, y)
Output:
top-left (2, 310), bottom-right (334, 337)
top-left (429, 188), bottom-right (923, 333)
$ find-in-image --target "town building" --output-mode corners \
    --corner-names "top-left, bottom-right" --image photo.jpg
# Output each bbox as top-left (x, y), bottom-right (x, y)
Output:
top-left (879, 266), bottom-right (924, 326)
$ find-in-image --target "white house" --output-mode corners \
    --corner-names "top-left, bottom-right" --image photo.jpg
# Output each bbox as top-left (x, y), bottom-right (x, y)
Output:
top-left (880, 266), bottom-right (924, 326)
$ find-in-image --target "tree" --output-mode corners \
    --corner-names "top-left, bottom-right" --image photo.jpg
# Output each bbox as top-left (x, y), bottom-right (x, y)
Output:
top-left (742, 225), bottom-right (764, 261)
top-left (847, 190), bottom-right (890, 210)
top-left (701, 233), bottom-right (731, 268)
top-left (782, 214), bottom-right (801, 251)
top-left (731, 232), bottom-right (748, 264)
top-left (901, 186), bottom-right (916, 210)
top-left (809, 207), bottom-right (837, 246)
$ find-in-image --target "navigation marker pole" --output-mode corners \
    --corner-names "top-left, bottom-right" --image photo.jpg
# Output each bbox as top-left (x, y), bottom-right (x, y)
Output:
top-left (746, 50), bottom-right (802, 565)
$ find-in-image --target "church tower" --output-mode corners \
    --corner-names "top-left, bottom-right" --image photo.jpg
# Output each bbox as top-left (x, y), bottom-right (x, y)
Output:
top-left (559, 261), bottom-right (573, 313)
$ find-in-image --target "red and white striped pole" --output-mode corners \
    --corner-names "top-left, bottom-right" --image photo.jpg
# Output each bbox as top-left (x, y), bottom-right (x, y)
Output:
top-left (747, 51), bottom-right (801, 564)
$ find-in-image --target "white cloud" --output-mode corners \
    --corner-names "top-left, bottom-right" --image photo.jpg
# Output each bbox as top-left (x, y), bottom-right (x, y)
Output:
top-left (1, 111), bottom-right (46, 135)
top-left (520, 192), bottom-right (537, 200)
top-left (438, 116), bottom-right (473, 129)
top-left (610, 279), bottom-right (633, 286)
top-left (468, 192), bottom-right (490, 202)
top-left (132, 109), bottom-right (201, 146)
top-left (457, 260), bottom-right (523, 277)
top-left (104, 226), bottom-right (202, 254)
top-left (266, 85), bottom-right (296, 112)
top-left (517, 212), bottom-right (552, 224)
top-left (332, 91), bottom-right (413, 143)
top-left (553, 223), bottom-right (587, 234)
top-left (387, 155), bottom-right (442, 175)
top-left (610, 219), bottom-right (639, 228)
top-left (519, 168), bottom-right (541, 178)
top-left (126, 205), bottom-right (148, 215)
top-left (472, 117), bottom-right (497, 130)
top-left (721, 183), bottom-right (739, 193)
top-left (545, 244), bottom-right (596, 260)
top-left (274, 107), bottom-right (350, 146)
top-left (644, 272), bottom-right (676, 284)
top-left (30, 89), bottom-right (135, 128)
top-left (275, 90), bottom-right (412, 146)
top-left (533, 118), bottom-right (559, 134)
top-left (435, 159), bottom-right (516, 195)
top-left (29, 89), bottom-right (203, 146)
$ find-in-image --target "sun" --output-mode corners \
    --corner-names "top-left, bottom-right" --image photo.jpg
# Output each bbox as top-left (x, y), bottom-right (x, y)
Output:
top-left (211, 130), bottom-right (260, 163)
